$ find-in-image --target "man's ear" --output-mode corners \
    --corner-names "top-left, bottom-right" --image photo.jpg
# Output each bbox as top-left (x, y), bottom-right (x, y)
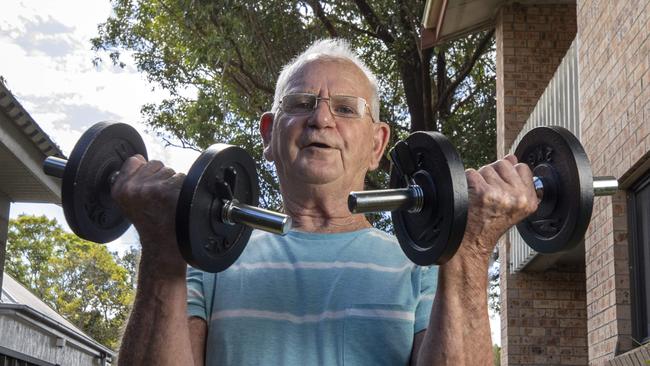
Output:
top-left (368, 121), bottom-right (391, 170)
top-left (259, 111), bottom-right (275, 162)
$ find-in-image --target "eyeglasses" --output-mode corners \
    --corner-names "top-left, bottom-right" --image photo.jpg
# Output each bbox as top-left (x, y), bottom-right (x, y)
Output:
top-left (280, 93), bottom-right (375, 123)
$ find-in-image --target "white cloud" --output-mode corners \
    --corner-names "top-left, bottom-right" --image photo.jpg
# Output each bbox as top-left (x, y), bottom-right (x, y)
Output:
top-left (3, 0), bottom-right (201, 252)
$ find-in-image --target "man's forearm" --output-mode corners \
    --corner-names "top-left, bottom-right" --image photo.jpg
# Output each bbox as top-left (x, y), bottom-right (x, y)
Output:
top-left (416, 244), bottom-right (492, 366)
top-left (118, 255), bottom-right (195, 366)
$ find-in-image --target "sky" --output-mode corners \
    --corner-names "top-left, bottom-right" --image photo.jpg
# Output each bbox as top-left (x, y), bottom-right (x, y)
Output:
top-left (0, 0), bottom-right (201, 252)
top-left (0, 0), bottom-right (501, 345)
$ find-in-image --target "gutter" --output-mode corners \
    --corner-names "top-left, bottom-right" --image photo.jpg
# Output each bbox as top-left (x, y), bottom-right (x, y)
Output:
top-left (0, 303), bottom-right (115, 362)
top-left (421, 0), bottom-right (449, 49)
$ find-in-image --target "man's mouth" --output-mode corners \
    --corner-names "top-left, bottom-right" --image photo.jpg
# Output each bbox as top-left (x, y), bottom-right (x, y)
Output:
top-left (306, 142), bottom-right (331, 149)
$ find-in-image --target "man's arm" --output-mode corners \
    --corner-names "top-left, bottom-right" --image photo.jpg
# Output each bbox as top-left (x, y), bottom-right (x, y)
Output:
top-left (118, 255), bottom-right (196, 365)
top-left (189, 317), bottom-right (208, 366)
top-left (414, 156), bottom-right (537, 365)
top-left (111, 156), bottom-right (200, 365)
top-left (414, 245), bottom-right (492, 365)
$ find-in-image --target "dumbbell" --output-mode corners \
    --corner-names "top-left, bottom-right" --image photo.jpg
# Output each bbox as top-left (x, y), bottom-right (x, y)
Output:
top-left (348, 126), bottom-right (618, 266)
top-left (43, 121), bottom-right (292, 272)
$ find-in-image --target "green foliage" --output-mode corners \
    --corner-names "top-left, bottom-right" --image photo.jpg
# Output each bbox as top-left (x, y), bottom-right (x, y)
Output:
top-left (5, 215), bottom-right (136, 350)
top-left (92, 0), bottom-right (496, 214)
top-left (493, 344), bottom-right (501, 366)
top-left (6, 215), bottom-right (63, 302)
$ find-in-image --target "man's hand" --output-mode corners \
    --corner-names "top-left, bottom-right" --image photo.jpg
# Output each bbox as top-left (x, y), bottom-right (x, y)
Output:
top-left (460, 154), bottom-right (538, 264)
top-left (110, 154), bottom-right (186, 275)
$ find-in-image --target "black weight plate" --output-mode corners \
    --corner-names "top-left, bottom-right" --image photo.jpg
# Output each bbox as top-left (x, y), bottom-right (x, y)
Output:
top-left (176, 144), bottom-right (259, 273)
top-left (62, 122), bottom-right (147, 243)
top-left (514, 126), bottom-right (594, 253)
top-left (390, 131), bottom-right (468, 265)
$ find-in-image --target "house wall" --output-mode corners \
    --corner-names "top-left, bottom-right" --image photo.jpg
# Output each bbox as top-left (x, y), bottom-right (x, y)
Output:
top-left (577, 0), bottom-right (650, 364)
top-left (496, 3), bottom-right (588, 365)
top-left (496, 3), bottom-right (577, 157)
top-left (0, 313), bottom-right (107, 365)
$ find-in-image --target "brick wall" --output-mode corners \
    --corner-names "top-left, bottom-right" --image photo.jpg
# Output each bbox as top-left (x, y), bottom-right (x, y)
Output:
top-left (496, 3), bottom-right (577, 157)
top-left (577, 0), bottom-right (650, 364)
top-left (500, 263), bottom-right (588, 365)
top-left (496, 3), bottom-right (586, 365)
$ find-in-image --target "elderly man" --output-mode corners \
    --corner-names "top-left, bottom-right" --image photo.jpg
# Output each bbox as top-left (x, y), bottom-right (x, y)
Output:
top-left (114, 39), bottom-right (537, 365)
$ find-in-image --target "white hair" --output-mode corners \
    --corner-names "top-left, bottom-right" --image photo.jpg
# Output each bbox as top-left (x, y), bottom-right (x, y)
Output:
top-left (271, 39), bottom-right (380, 122)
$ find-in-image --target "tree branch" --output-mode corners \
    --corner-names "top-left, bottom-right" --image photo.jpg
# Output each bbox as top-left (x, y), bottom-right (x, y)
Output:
top-left (436, 29), bottom-right (494, 113)
top-left (450, 84), bottom-right (480, 115)
top-left (227, 38), bottom-right (275, 94)
top-left (305, 0), bottom-right (338, 37)
top-left (331, 18), bottom-right (382, 40)
top-left (245, 9), bottom-right (282, 74)
top-left (352, 0), bottom-right (395, 44)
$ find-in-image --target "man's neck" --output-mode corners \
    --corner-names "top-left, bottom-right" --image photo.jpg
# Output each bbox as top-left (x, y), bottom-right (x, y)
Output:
top-left (281, 183), bottom-right (372, 233)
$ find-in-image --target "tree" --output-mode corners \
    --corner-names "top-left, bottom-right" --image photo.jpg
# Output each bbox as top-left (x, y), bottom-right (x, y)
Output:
top-left (92, 0), bottom-right (496, 209)
top-left (6, 215), bottom-right (63, 302)
top-left (493, 344), bottom-right (501, 366)
top-left (5, 215), bottom-right (135, 350)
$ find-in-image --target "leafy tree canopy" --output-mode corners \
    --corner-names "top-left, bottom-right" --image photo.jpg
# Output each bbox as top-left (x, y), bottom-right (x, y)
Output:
top-left (93, 0), bottom-right (496, 210)
top-left (6, 215), bottom-right (136, 350)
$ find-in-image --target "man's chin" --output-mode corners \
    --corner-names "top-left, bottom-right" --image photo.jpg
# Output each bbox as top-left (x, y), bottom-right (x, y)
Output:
top-left (288, 166), bottom-right (341, 185)
top-left (298, 171), bottom-right (341, 185)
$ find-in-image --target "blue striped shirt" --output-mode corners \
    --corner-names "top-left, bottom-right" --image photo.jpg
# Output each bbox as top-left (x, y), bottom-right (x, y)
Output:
top-left (187, 228), bottom-right (438, 365)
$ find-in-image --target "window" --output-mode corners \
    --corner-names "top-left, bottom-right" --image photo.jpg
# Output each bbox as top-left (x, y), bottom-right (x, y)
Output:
top-left (629, 171), bottom-right (650, 343)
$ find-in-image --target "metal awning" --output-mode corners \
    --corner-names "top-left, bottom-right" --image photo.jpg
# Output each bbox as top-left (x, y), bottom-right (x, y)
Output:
top-left (0, 81), bottom-right (64, 204)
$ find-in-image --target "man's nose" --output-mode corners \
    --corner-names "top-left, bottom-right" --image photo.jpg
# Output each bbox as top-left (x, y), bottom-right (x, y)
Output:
top-left (307, 99), bottom-right (335, 128)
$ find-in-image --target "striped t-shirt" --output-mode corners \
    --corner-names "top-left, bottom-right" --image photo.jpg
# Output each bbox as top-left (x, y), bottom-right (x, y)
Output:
top-left (187, 228), bottom-right (438, 365)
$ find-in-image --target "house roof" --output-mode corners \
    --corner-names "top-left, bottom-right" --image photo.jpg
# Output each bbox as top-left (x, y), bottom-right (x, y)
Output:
top-left (421, 0), bottom-right (575, 48)
top-left (1, 273), bottom-right (114, 356)
top-left (421, 0), bottom-right (501, 48)
top-left (0, 80), bottom-right (64, 203)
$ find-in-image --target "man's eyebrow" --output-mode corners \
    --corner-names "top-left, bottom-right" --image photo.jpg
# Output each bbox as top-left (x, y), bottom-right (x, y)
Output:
top-left (285, 84), bottom-right (316, 93)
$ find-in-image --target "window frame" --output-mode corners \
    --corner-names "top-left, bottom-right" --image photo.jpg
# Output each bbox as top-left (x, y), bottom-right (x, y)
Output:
top-left (628, 171), bottom-right (650, 344)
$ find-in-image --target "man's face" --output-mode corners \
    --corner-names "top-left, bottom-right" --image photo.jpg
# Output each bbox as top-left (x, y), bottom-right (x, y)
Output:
top-left (264, 59), bottom-right (387, 189)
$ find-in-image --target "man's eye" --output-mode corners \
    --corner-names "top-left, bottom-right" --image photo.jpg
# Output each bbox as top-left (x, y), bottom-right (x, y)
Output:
top-left (294, 102), bottom-right (313, 109)
top-left (288, 96), bottom-right (314, 111)
top-left (334, 105), bottom-right (356, 115)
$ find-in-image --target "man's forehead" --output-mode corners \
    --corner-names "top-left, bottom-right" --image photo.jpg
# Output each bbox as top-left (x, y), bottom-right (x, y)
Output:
top-left (285, 58), bottom-right (372, 95)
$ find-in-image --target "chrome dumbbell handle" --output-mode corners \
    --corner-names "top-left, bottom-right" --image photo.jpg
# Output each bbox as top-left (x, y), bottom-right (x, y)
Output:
top-left (350, 175), bottom-right (619, 215)
top-left (348, 185), bottom-right (424, 214)
top-left (44, 156), bottom-right (121, 184)
top-left (43, 156), bottom-right (68, 178)
top-left (533, 175), bottom-right (618, 199)
top-left (222, 200), bottom-right (292, 235)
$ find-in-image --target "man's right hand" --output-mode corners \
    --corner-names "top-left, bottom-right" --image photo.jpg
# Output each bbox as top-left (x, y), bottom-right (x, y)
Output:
top-left (110, 154), bottom-right (187, 275)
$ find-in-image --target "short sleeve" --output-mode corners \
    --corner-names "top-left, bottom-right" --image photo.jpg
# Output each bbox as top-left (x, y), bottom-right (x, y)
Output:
top-left (187, 266), bottom-right (208, 320)
top-left (414, 265), bottom-right (438, 332)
